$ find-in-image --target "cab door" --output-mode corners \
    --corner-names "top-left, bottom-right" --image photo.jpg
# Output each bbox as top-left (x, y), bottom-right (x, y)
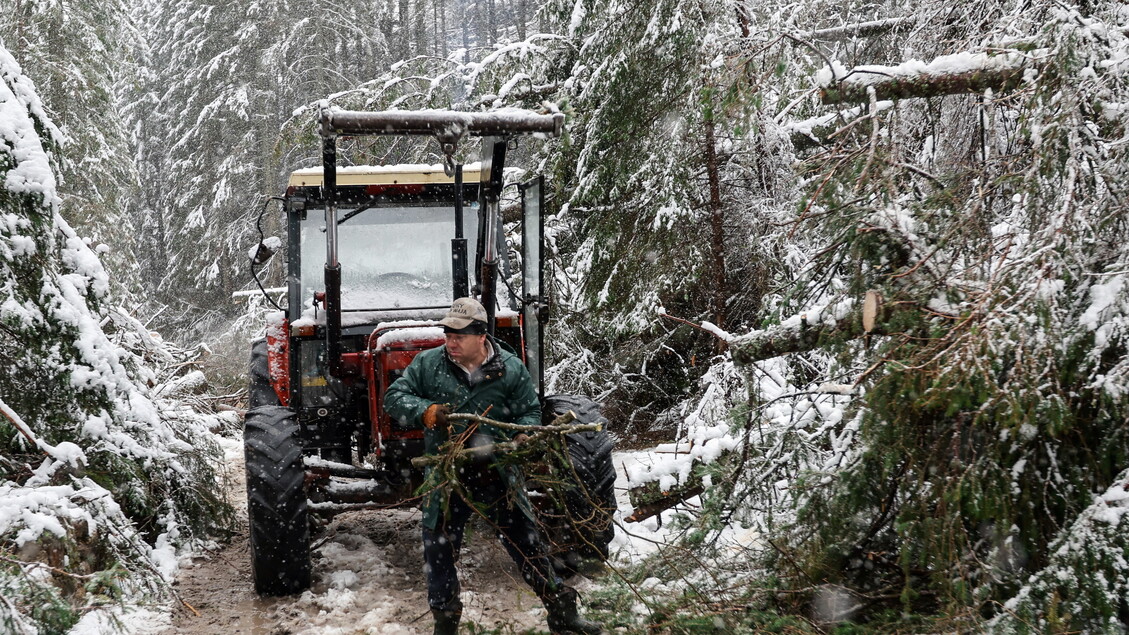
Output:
top-left (520, 176), bottom-right (545, 398)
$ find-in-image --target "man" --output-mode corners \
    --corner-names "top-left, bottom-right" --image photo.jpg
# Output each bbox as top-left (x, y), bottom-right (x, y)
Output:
top-left (384, 297), bottom-right (602, 635)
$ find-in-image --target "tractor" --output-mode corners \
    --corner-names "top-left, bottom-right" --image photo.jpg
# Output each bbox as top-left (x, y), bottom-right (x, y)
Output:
top-left (244, 107), bottom-right (616, 596)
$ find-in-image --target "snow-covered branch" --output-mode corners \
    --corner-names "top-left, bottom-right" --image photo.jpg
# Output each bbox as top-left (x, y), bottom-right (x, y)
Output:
top-left (818, 50), bottom-right (1036, 104)
top-left (728, 300), bottom-right (865, 365)
top-left (800, 17), bottom-right (916, 42)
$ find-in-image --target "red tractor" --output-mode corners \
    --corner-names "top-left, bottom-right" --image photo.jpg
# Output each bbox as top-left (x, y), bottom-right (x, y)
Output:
top-left (245, 107), bottom-right (616, 595)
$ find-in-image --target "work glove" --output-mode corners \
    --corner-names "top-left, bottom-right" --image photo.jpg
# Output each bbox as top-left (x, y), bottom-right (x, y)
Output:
top-left (422, 403), bottom-right (451, 429)
top-left (512, 433), bottom-right (532, 447)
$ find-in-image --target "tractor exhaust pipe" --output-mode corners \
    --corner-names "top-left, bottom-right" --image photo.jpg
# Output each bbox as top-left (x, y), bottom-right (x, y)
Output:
top-left (322, 135), bottom-right (344, 377)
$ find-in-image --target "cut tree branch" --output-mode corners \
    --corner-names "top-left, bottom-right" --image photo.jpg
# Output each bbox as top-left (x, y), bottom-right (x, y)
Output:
top-left (409, 411), bottom-right (602, 468)
top-left (726, 294), bottom-right (938, 365)
top-left (821, 66), bottom-right (1030, 105)
top-left (728, 307), bottom-right (868, 365)
top-left (626, 481), bottom-right (705, 523)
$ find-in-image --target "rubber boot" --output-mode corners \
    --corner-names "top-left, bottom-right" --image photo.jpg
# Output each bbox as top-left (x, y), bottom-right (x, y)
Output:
top-left (544, 587), bottom-right (603, 635)
top-left (431, 607), bottom-right (461, 635)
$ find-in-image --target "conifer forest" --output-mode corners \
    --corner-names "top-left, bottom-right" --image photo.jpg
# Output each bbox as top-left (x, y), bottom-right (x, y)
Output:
top-left (1, 0), bottom-right (1128, 633)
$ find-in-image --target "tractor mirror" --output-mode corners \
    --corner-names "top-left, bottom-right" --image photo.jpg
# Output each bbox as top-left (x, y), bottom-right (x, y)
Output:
top-left (249, 236), bottom-right (282, 266)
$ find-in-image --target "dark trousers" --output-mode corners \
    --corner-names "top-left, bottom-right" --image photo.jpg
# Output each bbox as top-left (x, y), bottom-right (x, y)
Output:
top-left (422, 473), bottom-right (561, 611)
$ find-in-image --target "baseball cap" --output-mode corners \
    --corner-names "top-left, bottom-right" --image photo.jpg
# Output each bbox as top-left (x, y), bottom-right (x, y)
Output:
top-left (440, 297), bottom-right (488, 332)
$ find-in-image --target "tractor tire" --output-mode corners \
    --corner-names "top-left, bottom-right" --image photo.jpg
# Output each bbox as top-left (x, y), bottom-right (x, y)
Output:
top-left (540, 395), bottom-right (616, 576)
top-left (244, 405), bottom-right (311, 595)
top-left (248, 339), bottom-right (279, 409)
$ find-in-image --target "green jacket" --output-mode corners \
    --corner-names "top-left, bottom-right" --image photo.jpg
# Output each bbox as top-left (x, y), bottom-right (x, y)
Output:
top-left (383, 338), bottom-right (541, 528)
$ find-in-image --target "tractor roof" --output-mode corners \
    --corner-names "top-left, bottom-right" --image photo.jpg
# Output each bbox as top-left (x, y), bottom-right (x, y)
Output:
top-left (287, 163), bottom-right (483, 188)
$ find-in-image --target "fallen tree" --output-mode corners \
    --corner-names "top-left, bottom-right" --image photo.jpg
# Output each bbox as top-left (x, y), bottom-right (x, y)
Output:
top-left (727, 291), bottom-right (917, 365)
top-left (817, 50), bottom-right (1034, 105)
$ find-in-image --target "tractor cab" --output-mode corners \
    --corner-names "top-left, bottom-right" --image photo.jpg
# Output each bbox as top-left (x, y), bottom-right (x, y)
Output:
top-left (290, 164), bottom-right (484, 314)
top-left (270, 157), bottom-right (543, 469)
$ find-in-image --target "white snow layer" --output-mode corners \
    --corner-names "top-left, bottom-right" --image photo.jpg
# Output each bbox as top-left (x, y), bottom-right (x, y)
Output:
top-left (816, 49), bottom-right (1031, 88)
top-left (0, 46), bottom-right (63, 206)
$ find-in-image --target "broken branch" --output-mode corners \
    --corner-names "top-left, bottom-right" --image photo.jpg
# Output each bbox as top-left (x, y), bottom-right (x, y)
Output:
top-left (410, 411), bottom-right (601, 468)
top-left (727, 297), bottom-right (939, 365)
top-left (626, 482), bottom-right (705, 523)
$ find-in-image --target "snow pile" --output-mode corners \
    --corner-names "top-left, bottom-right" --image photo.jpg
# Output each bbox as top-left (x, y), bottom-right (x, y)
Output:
top-left (609, 351), bottom-right (854, 612)
top-left (0, 44), bottom-right (230, 634)
top-left (618, 361), bottom-right (748, 493)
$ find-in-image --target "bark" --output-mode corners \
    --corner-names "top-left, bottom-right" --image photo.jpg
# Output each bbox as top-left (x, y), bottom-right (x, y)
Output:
top-left (626, 481), bottom-right (705, 523)
top-left (821, 66), bottom-right (1029, 105)
top-left (704, 116), bottom-right (727, 349)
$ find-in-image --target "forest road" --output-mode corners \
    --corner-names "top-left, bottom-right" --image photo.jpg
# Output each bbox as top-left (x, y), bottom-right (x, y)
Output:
top-left (162, 438), bottom-right (554, 634)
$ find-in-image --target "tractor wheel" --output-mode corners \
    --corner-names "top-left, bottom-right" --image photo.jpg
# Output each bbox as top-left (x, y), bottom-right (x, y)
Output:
top-left (244, 405), bottom-right (311, 595)
top-left (539, 396), bottom-right (616, 576)
top-left (561, 429), bottom-right (616, 559)
top-left (248, 339), bottom-right (279, 409)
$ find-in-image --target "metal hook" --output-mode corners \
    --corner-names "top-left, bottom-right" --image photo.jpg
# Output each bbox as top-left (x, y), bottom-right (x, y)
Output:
top-left (438, 136), bottom-right (459, 177)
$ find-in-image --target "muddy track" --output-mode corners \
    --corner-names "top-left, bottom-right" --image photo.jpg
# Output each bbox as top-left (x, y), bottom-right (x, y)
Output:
top-left (164, 440), bottom-right (565, 635)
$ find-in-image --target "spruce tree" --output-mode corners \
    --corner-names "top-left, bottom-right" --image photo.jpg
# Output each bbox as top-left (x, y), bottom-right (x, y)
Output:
top-left (0, 42), bottom-right (227, 634)
top-left (0, 0), bottom-right (143, 294)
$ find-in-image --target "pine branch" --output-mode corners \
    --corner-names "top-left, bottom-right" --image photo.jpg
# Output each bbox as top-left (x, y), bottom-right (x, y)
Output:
top-left (409, 411), bottom-right (601, 468)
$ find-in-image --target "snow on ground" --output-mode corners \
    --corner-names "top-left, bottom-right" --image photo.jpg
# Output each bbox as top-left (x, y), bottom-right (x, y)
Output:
top-left (148, 435), bottom-right (727, 634)
top-left (70, 607), bottom-right (170, 635)
top-left (145, 356), bottom-right (770, 634)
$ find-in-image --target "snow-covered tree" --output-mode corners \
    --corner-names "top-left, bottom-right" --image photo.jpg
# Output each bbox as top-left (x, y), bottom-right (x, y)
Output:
top-left (699, 1), bottom-right (1129, 628)
top-left (541, 0), bottom-right (1129, 630)
top-left (490, 0), bottom-right (802, 434)
top-left (0, 43), bottom-right (228, 634)
top-left (0, 0), bottom-right (143, 293)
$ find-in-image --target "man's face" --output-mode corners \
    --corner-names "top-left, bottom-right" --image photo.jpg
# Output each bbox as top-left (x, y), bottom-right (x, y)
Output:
top-left (445, 332), bottom-right (487, 365)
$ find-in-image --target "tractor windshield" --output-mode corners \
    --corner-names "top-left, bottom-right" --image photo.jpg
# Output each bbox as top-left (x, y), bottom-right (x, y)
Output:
top-left (300, 203), bottom-right (480, 311)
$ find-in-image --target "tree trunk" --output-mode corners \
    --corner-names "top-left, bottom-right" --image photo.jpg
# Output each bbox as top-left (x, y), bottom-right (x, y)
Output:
top-left (728, 311), bottom-right (866, 365)
top-left (487, 0), bottom-right (498, 45)
top-left (821, 66), bottom-right (1029, 105)
top-left (398, 0), bottom-right (411, 55)
top-left (461, 1), bottom-right (470, 51)
top-left (516, 0), bottom-right (527, 41)
top-left (704, 116), bottom-right (727, 349)
top-left (724, 295), bottom-right (930, 365)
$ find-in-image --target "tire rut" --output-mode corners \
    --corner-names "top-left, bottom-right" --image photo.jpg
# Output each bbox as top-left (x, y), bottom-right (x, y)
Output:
top-left (165, 439), bottom-right (556, 635)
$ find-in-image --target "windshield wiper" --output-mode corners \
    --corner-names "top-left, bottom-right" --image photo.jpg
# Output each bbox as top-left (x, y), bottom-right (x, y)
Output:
top-left (336, 205), bottom-right (373, 226)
